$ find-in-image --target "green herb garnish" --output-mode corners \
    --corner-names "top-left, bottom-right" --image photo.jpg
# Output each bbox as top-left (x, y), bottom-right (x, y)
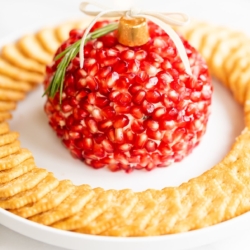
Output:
top-left (43, 22), bottom-right (118, 103)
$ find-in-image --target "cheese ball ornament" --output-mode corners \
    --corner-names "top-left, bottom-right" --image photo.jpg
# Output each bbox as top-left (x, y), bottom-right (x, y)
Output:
top-left (43, 2), bottom-right (212, 172)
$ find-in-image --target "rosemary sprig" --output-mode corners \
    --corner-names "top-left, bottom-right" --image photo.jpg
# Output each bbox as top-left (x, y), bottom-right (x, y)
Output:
top-left (43, 22), bottom-right (118, 103)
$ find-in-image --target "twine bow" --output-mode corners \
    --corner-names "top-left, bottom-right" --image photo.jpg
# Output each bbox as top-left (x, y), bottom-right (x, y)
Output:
top-left (79, 0), bottom-right (192, 75)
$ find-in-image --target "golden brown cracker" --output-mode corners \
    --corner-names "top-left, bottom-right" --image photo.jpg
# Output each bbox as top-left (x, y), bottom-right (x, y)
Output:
top-left (0, 158), bottom-right (36, 184)
top-left (75, 189), bottom-right (138, 235)
top-left (54, 21), bottom-right (79, 43)
top-left (223, 42), bottom-right (250, 81)
top-left (208, 32), bottom-right (247, 84)
top-left (0, 111), bottom-right (12, 122)
top-left (10, 180), bottom-right (74, 218)
top-left (0, 148), bottom-right (33, 171)
top-left (30, 184), bottom-right (93, 225)
top-left (17, 34), bottom-right (53, 65)
top-left (0, 101), bottom-right (16, 112)
top-left (184, 22), bottom-right (214, 52)
top-left (199, 27), bottom-right (234, 70)
top-left (0, 88), bottom-right (25, 102)
top-left (0, 57), bottom-right (43, 84)
top-left (0, 122), bottom-right (9, 135)
top-left (1, 43), bottom-right (45, 74)
top-left (0, 140), bottom-right (20, 159)
top-left (0, 132), bottom-right (19, 147)
top-left (0, 172), bottom-right (58, 209)
top-left (52, 189), bottom-right (118, 231)
top-left (0, 75), bottom-right (33, 92)
top-left (36, 27), bottom-right (61, 54)
top-left (0, 168), bottom-right (48, 198)
top-left (228, 59), bottom-right (250, 104)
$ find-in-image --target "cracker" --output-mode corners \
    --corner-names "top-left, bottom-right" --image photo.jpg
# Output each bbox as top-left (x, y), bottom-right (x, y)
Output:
top-left (198, 27), bottom-right (234, 70)
top-left (0, 111), bottom-right (12, 122)
top-left (30, 184), bottom-right (93, 225)
top-left (1, 43), bottom-right (45, 74)
top-left (0, 158), bottom-right (36, 184)
top-left (223, 42), bottom-right (250, 83)
top-left (0, 101), bottom-right (16, 112)
top-left (52, 189), bottom-right (118, 231)
top-left (0, 88), bottom-right (25, 102)
top-left (75, 189), bottom-right (138, 235)
top-left (0, 122), bottom-right (9, 135)
top-left (229, 60), bottom-right (250, 104)
top-left (0, 148), bottom-right (33, 171)
top-left (0, 168), bottom-right (48, 198)
top-left (0, 75), bottom-right (33, 92)
top-left (17, 34), bottom-right (53, 65)
top-left (0, 140), bottom-right (20, 159)
top-left (0, 172), bottom-right (58, 209)
top-left (55, 21), bottom-right (79, 43)
top-left (0, 132), bottom-right (19, 147)
top-left (36, 27), bottom-right (61, 54)
top-left (10, 180), bottom-right (74, 218)
top-left (0, 57), bottom-right (43, 84)
top-left (184, 22), bottom-right (214, 52)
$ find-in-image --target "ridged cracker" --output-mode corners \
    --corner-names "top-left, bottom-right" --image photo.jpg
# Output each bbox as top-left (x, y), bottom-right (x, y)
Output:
top-left (0, 140), bottom-right (20, 158)
top-left (17, 34), bottom-right (52, 65)
top-left (0, 75), bottom-right (33, 92)
top-left (0, 57), bottom-right (43, 84)
top-left (0, 132), bottom-right (19, 147)
top-left (30, 184), bottom-right (93, 225)
top-left (10, 180), bottom-right (75, 218)
top-left (0, 101), bottom-right (16, 112)
top-left (0, 158), bottom-right (36, 184)
top-left (36, 27), bottom-right (61, 54)
top-left (0, 148), bottom-right (34, 171)
top-left (0, 111), bottom-right (12, 122)
top-left (0, 172), bottom-right (59, 209)
top-left (1, 43), bottom-right (45, 74)
top-left (0, 122), bottom-right (9, 135)
top-left (0, 168), bottom-right (48, 198)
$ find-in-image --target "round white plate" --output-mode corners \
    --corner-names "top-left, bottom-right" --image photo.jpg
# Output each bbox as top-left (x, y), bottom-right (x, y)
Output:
top-left (1, 0), bottom-right (250, 249)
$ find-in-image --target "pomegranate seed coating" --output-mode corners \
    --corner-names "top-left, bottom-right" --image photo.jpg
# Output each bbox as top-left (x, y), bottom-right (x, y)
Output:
top-left (44, 20), bottom-right (212, 172)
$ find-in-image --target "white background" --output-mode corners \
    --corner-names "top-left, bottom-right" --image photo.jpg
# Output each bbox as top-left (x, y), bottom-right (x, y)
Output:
top-left (1, 0), bottom-right (250, 249)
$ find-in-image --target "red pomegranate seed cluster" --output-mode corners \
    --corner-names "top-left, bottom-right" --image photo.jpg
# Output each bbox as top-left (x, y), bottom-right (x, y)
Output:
top-left (44, 20), bottom-right (212, 172)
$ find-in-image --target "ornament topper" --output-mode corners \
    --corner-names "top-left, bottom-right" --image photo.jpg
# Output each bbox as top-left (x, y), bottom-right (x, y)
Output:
top-left (79, 0), bottom-right (192, 75)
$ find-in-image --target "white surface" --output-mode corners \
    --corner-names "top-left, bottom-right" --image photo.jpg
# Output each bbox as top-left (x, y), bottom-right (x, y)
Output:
top-left (0, 0), bottom-right (250, 249)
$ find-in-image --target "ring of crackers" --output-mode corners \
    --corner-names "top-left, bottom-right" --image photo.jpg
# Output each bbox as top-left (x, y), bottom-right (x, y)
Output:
top-left (1, 19), bottom-right (250, 237)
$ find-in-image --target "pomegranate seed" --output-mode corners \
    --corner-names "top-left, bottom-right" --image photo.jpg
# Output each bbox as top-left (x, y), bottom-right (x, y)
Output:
top-left (101, 139), bottom-right (114, 153)
top-left (98, 120), bottom-right (113, 131)
top-left (85, 118), bottom-right (98, 133)
top-left (135, 50), bottom-right (147, 60)
top-left (115, 128), bottom-right (124, 143)
top-left (133, 90), bottom-right (146, 105)
top-left (145, 140), bottom-right (157, 152)
top-left (114, 60), bottom-right (128, 73)
top-left (130, 106), bottom-right (144, 119)
top-left (152, 107), bottom-right (166, 120)
top-left (146, 129), bottom-right (162, 140)
top-left (113, 115), bottom-right (129, 128)
top-left (144, 120), bottom-right (159, 131)
top-left (145, 89), bottom-right (161, 103)
top-left (134, 134), bottom-right (148, 148)
top-left (131, 120), bottom-right (145, 134)
top-left (106, 72), bottom-right (119, 88)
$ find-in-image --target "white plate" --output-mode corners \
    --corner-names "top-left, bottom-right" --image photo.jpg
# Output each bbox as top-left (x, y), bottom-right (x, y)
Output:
top-left (1, 0), bottom-right (250, 249)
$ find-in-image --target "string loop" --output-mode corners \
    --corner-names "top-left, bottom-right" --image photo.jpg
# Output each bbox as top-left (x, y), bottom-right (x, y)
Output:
top-left (79, 0), bottom-right (192, 75)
